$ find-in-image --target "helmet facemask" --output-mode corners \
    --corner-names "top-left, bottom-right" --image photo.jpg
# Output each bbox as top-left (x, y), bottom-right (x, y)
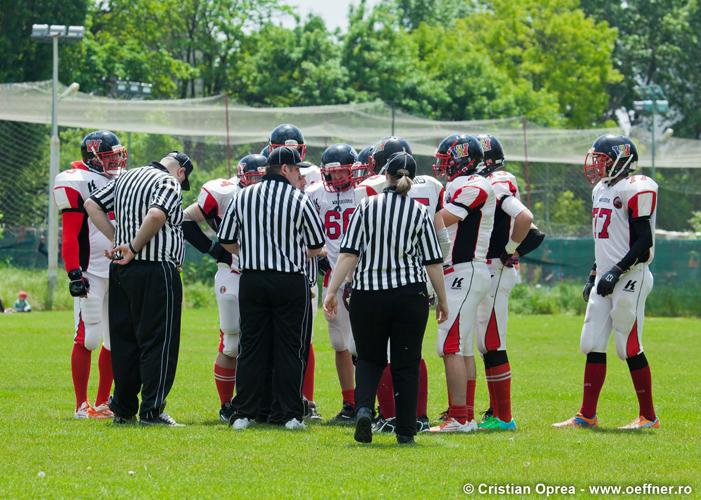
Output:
top-left (351, 161), bottom-right (373, 184)
top-left (321, 164), bottom-right (354, 192)
top-left (89, 144), bottom-right (127, 177)
top-left (239, 167), bottom-right (265, 187)
top-left (269, 140), bottom-right (306, 160)
top-left (584, 149), bottom-right (635, 186)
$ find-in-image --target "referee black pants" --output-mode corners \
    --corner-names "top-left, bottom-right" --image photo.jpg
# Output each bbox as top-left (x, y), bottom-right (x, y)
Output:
top-left (233, 271), bottom-right (309, 423)
top-left (349, 283), bottom-right (429, 437)
top-left (108, 261), bottom-right (182, 419)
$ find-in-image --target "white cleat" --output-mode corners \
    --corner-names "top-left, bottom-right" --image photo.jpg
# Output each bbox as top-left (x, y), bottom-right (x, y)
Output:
top-left (284, 418), bottom-right (306, 430)
top-left (74, 401), bottom-right (92, 419)
top-left (231, 417), bottom-right (252, 430)
top-left (429, 417), bottom-right (477, 433)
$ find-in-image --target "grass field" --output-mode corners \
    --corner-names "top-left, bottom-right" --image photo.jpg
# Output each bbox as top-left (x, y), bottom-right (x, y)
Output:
top-left (0, 309), bottom-right (699, 498)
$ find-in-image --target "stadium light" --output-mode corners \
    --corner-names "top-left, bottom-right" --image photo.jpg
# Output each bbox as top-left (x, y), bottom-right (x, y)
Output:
top-left (114, 80), bottom-right (153, 166)
top-left (31, 24), bottom-right (84, 310)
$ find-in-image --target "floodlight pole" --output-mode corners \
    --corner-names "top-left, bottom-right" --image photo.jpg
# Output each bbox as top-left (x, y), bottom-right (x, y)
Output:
top-left (47, 35), bottom-right (60, 310)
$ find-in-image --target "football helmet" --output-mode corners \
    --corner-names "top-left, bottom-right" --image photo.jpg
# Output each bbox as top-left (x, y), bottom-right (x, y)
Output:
top-left (371, 137), bottom-right (412, 175)
top-left (353, 146), bottom-right (375, 183)
top-left (320, 143), bottom-right (359, 192)
top-left (259, 145), bottom-right (270, 159)
top-left (80, 130), bottom-right (127, 176)
top-left (237, 153), bottom-right (268, 187)
top-left (584, 134), bottom-right (638, 185)
top-left (269, 123), bottom-right (306, 160)
top-left (477, 134), bottom-right (505, 176)
top-left (433, 134), bottom-right (484, 181)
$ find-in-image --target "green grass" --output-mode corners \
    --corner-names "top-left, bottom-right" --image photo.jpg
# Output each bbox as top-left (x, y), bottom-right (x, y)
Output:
top-left (0, 310), bottom-right (699, 498)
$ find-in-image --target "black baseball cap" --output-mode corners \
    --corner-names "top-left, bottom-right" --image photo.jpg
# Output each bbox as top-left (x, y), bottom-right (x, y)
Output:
top-left (166, 151), bottom-right (194, 191)
top-left (385, 151), bottom-right (417, 179)
top-left (268, 146), bottom-right (304, 167)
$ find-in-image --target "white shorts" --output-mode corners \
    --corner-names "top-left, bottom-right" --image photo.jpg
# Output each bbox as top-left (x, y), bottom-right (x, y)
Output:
top-left (437, 262), bottom-right (491, 357)
top-left (476, 261), bottom-right (518, 354)
top-left (322, 284), bottom-right (355, 354)
top-left (73, 272), bottom-right (110, 351)
top-left (215, 265), bottom-right (241, 358)
top-left (580, 264), bottom-right (653, 360)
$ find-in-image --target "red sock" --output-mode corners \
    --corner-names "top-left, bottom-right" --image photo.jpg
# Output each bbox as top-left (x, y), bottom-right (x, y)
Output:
top-left (485, 367), bottom-right (498, 417)
top-left (490, 362), bottom-right (512, 421)
top-left (448, 404), bottom-right (468, 424)
top-left (71, 343), bottom-right (91, 409)
top-left (580, 352), bottom-right (606, 419)
top-left (628, 354), bottom-right (656, 421)
top-left (376, 365), bottom-right (395, 418)
top-left (214, 363), bottom-right (236, 406)
top-left (417, 359), bottom-right (428, 418)
top-left (342, 389), bottom-right (355, 407)
top-left (303, 343), bottom-right (315, 401)
top-left (466, 379), bottom-right (476, 421)
top-left (95, 347), bottom-right (113, 406)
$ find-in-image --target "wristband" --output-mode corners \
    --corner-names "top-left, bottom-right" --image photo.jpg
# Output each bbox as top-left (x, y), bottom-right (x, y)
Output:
top-left (504, 238), bottom-right (519, 255)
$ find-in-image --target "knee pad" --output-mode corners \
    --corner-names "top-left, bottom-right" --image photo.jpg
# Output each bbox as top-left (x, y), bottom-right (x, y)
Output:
top-left (625, 352), bottom-right (648, 370)
top-left (83, 322), bottom-right (104, 351)
top-left (483, 350), bottom-right (508, 368)
top-left (221, 333), bottom-right (240, 358)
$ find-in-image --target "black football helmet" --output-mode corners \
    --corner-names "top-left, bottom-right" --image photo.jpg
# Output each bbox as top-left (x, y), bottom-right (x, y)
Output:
top-left (237, 154), bottom-right (268, 187)
top-left (477, 134), bottom-right (505, 176)
top-left (80, 130), bottom-right (127, 176)
top-left (353, 146), bottom-right (375, 183)
top-left (433, 134), bottom-right (484, 181)
top-left (584, 134), bottom-right (638, 185)
top-left (320, 144), bottom-right (359, 192)
top-left (371, 137), bottom-right (412, 175)
top-left (269, 124), bottom-right (306, 160)
top-left (259, 145), bottom-right (270, 159)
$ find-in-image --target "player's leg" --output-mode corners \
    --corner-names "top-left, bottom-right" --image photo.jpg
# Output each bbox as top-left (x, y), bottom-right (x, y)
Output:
top-left (611, 266), bottom-right (658, 429)
top-left (303, 287), bottom-right (317, 404)
top-left (553, 283), bottom-right (612, 428)
top-left (476, 288), bottom-right (497, 419)
top-left (71, 296), bottom-right (92, 417)
top-left (93, 275), bottom-right (114, 417)
top-left (326, 286), bottom-right (356, 424)
top-left (214, 268), bottom-right (239, 421)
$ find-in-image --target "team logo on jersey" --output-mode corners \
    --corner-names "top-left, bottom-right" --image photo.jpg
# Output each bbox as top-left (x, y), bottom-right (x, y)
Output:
top-left (479, 136), bottom-right (492, 151)
top-left (613, 196), bottom-right (623, 209)
top-left (220, 286), bottom-right (227, 294)
top-left (451, 143), bottom-right (470, 159)
top-left (88, 180), bottom-right (97, 194)
top-left (611, 144), bottom-right (631, 158)
top-left (450, 277), bottom-right (464, 289)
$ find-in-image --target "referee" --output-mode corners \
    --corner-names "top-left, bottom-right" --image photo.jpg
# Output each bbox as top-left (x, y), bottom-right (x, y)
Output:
top-left (84, 151), bottom-right (193, 426)
top-left (218, 146), bottom-right (325, 430)
top-left (324, 152), bottom-right (448, 445)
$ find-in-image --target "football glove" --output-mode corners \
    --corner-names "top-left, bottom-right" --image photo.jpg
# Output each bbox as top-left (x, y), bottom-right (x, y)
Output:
top-left (582, 274), bottom-right (596, 302)
top-left (68, 269), bottom-right (89, 297)
top-left (318, 257), bottom-right (332, 275)
top-left (342, 282), bottom-right (352, 311)
top-left (596, 266), bottom-right (622, 297)
top-left (499, 251), bottom-right (516, 268)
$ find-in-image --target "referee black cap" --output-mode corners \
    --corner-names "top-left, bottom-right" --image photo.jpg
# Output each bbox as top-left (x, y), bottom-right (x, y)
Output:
top-left (166, 151), bottom-right (194, 191)
top-left (385, 151), bottom-right (417, 179)
top-left (268, 146), bottom-right (304, 167)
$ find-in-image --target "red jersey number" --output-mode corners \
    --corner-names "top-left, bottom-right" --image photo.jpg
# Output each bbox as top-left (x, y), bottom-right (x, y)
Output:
top-left (592, 207), bottom-right (612, 239)
top-left (325, 208), bottom-right (355, 240)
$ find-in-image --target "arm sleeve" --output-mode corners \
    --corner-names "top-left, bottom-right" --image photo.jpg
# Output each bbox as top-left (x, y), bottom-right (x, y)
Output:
top-left (418, 212), bottom-right (443, 265)
top-left (61, 211), bottom-right (85, 272)
top-left (616, 217), bottom-right (653, 271)
top-left (150, 176), bottom-right (182, 216)
top-left (516, 227), bottom-right (545, 256)
top-left (301, 197), bottom-right (325, 250)
top-left (501, 195), bottom-right (527, 218)
top-left (340, 203), bottom-right (365, 255)
top-left (89, 180), bottom-right (115, 212)
top-left (217, 193), bottom-right (240, 245)
top-left (444, 186), bottom-right (488, 220)
top-left (183, 220), bottom-right (215, 254)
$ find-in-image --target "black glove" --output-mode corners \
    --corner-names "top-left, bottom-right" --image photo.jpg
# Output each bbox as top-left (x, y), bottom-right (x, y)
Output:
top-left (318, 257), bottom-right (332, 275)
top-left (208, 242), bottom-right (232, 265)
top-left (582, 274), bottom-right (596, 302)
top-left (596, 266), bottom-right (622, 297)
top-left (342, 282), bottom-right (352, 311)
top-left (499, 251), bottom-right (516, 268)
top-left (68, 269), bottom-right (89, 297)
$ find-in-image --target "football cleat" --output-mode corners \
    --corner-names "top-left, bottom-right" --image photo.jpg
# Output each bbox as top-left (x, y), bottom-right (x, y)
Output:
top-left (329, 402), bottom-right (355, 425)
top-left (429, 417), bottom-right (477, 433)
top-left (478, 417), bottom-right (517, 431)
top-left (88, 402), bottom-right (114, 419)
top-left (552, 412), bottom-right (598, 429)
top-left (219, 401), bottom-right (235, 424)
top-left (303, 400), bottom-right (323, 422)
top-left (231, 417), bottom-right (252, 430)
top-left (480, 407), bottom-right (494, 422)
top-left (140, 412), bottom-right (184, 427)
top-left (372, 416), bottom-right (396, 434)
top-left (112, 414), bottom-right (137, 425)
top-left (618, 416), bottom-right (660, 430)
top-left (284, 418), bottom-right (306, 430)
top-left (416, 416), bottom-right (431, 433)
top-left (354, 408), bottom-right (373, 443)
top-left (74, 401), bottom-right (93, 419)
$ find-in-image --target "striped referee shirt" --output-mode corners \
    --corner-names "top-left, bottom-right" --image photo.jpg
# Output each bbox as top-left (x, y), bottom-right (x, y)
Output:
top-left (341, 187), bottom-right (443, 291)
top-left (218, 174), bottom-right (325, 274)
top-left (90, 162), bottom-right (184, 265)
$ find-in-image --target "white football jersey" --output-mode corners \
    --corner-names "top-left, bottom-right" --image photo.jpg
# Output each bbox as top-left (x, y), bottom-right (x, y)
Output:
top-left (301, 165), bottom-right (322, 190)
top-left (443, 174), bottom-right (496, 265)
top-left (592, 174), bottom-right (657, 273)
top-left (485, 170), bottom-right (527, 259)
top-left (487, 170), bottom-right (521, 200)
top-left (197, 177), bottom-right (242, 268)
top-left (355, 174), bottom-right (445, 218)
top-left (53, 162), bottom-right (115, 278)
top-left (306, 182), bottom-right (357, 268)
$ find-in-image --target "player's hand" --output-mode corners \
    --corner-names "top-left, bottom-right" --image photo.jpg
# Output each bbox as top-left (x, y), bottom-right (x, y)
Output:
top-left (596, 266), bottom-right (622, 297)
top-left (323, 292), bottom-right (338, 320)
top-left (435, 300), bottom-right (448, 324)
top-left (582, 274), bottom-right (596, 302)
top-left (342, 282), bottom-right (352, 311)
top-left (499, 251), bottom-right (517, 268)
top-left (67, 269), bottom-right (89, 298)
top-left (106, 244), bottom-right (135, 265)
top-left (318, 257), bottom-right (332, 275)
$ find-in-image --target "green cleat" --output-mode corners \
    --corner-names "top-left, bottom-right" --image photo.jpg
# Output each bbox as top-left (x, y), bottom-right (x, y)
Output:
top-left (478, 416), bottom-right (517, 431)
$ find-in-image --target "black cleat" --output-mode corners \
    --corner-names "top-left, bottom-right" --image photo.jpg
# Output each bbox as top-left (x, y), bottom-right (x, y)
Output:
top-left (396, 434), bottom-right (415, 445)
top-left (219, 401), bottom-right (235, 424)
top-left (113, 414), bottom-right (137, 425)
top-left (140, 412), bottom-right (184, 427)
top-left (354, 407), bottom-right (373, 443)
top-left (416, 415), bottom-right (430, 433)
top-left (304, 400), bottom-right (323, 422)
top-left (372, 416), bottom-right (396, 434)
top-left (329, 402), bottom-right (356, 425)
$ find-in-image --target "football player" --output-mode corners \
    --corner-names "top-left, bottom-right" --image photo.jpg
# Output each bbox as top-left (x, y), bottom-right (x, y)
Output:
top-left (355, 137), bottom-right (450, 434)
top-left (182, 153), bottom-right (267, 422)
top-left (53, 130), bottom-right (127, 418)
top-left (267, 123), bottom-right (307, 159)
top-left (430, 134), bottom-right (495, 433)
top-left (554, 135), bottom-right (659, 430)
top-left (306, 144), bottom-right (364, 424)
top-left (474, 134), bottom-right (543, 431)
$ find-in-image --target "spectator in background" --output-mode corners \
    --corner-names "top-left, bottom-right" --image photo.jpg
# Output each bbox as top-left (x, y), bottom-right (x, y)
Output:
top-left (14, 291), bottom-right (32, 312)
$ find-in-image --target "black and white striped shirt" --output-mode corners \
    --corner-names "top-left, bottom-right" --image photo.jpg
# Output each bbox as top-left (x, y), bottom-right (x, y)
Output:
top-left (341, 187), bottom-right (443, 291)
top-left (90, 162), bottom-right (184, 265)
top-left (218, 174), bottom-right (325, 274)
